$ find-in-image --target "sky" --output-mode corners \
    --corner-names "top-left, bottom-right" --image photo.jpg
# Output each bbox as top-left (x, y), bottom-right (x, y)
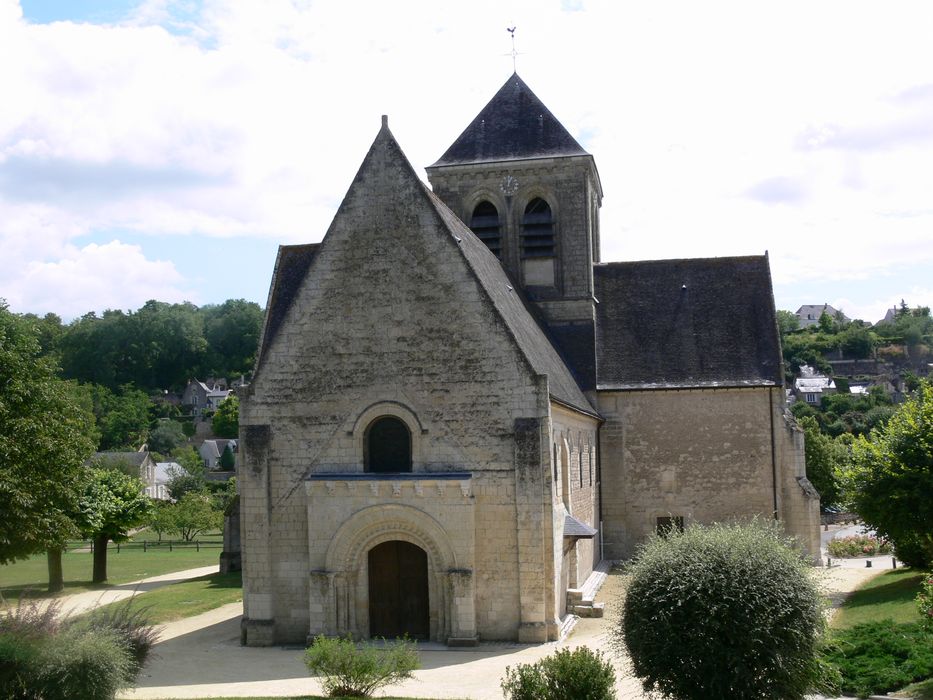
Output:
top-left (1, 0), bottom-right (932, 323)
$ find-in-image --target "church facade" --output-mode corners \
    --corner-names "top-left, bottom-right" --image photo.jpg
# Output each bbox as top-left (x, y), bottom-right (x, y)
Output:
top-left (238, 74), bottom-right (820, 646)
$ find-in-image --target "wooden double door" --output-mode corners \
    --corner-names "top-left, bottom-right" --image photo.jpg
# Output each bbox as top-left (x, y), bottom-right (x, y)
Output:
top-left (368, 540), bottom-right (429, 639)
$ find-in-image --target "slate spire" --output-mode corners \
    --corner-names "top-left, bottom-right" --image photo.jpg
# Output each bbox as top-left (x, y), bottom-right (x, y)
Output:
top-left (432, 73), bottom-right (589, 166)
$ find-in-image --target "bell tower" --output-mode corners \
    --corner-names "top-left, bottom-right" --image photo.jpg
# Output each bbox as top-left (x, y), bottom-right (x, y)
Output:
top-left (426, 73), bottom-right (603, 388)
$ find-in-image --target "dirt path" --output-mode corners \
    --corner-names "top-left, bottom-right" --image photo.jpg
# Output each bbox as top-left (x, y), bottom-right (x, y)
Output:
top-left (37, 565), bottom-right (220, 618)
top-left (122, 563), bottom-right (882, 700)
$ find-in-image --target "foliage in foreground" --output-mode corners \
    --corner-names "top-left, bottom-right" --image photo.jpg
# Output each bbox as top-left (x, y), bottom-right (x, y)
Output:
top-left (821, 620), bottom-right (933, 698)
top-left (841, 380), bottom-right (933, 568)
top-left (919, 574), bottom-right (933, 628)
top-left (304, 635), bottom-right (419, 698)
top-left (0, 596), bottom-right (155, 699)
top-left (500, 646), bottom-right (616, 700)
top-left (0, 303), bottom-right (97, 565)
top-left (616, 521), bottom-right (828, 700)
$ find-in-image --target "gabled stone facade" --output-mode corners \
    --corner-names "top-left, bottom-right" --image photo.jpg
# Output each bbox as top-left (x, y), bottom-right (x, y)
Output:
top-left (239, 75), bottom-right (820, 648)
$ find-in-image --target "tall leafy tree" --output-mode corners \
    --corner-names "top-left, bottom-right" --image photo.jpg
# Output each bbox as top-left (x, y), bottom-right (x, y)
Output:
top-left (799, 416), bottom-right (844, 507)
top-left (842, 380), bottom-right (933, 568)
top-left (82, 468), bottom-right (151, 583)
top-left (212, 395), bottom-right (239, 439)
top-left (202, 299), bottom-right (263, 376)
top-left (0, 303), bottom-right (97, 580)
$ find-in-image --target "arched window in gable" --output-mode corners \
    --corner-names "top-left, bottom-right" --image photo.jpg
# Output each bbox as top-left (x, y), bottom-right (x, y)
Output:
top-left (470, 201), bottom-right (501, 257)
top-left (521, 197), bottom-right (555, 259)
top-left (365, 416), bottom-right (412, 473)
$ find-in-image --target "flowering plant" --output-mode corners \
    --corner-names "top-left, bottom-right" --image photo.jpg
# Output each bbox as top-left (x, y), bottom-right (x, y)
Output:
top-left (827, 534), bottom-right (892, 558)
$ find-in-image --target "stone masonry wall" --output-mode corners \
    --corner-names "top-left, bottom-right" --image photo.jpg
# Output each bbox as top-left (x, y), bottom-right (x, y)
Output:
top-left (550, 402), bottom-right (599, 611)
top-left (428, 156), bottom-right (599, 323)
top-left (240, 132), bottom-right (554, 644)
top-left (598, 387), bottom-right (784, 560)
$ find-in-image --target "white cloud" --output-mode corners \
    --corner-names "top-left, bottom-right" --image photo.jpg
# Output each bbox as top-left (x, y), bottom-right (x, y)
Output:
top-left (0, 0), bottom-right (932, 316)
top-left (3, 239), bottom-right (191, 318)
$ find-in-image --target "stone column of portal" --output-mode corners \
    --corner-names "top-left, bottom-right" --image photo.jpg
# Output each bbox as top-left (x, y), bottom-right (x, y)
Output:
top-left (513, 415), bottom-right (549, 643)
top-left (446, 569), bottom-right (478, 646)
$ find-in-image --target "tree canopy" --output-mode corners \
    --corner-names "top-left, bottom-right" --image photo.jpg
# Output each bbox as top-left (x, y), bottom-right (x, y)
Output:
top-left (0, 303), bottom-right (97, 564)
top-left (212, 395), bottom-right (239, 439)
top-left (842, 380), bottom-right (933, 568)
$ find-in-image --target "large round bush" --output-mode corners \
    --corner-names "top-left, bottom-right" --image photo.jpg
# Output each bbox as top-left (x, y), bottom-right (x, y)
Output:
top-left (616, 521), bottom-right (826, 700)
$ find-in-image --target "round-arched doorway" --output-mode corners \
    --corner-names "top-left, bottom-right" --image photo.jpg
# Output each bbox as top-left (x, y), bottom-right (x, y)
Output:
top-left (367, 540), bottom-right (429, 639)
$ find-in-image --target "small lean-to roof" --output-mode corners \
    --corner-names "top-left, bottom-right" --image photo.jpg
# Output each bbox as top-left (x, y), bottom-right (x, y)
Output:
top-left (255, 243), bottom-right (319, 363)
top-left (431, 72), bottom-right (589, 167)
top-left (594, 256), bottom-right (784, 390)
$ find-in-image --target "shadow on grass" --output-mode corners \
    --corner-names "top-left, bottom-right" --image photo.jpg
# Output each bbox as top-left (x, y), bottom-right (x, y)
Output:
top-left (841, 571), bottom-right (924, 610)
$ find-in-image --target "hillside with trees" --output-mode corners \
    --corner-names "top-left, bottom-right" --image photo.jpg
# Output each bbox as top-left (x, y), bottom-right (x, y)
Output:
top-left (15, 298), bottom-right (262, 452)
top-left (778, 302), bottom-right (931, 511)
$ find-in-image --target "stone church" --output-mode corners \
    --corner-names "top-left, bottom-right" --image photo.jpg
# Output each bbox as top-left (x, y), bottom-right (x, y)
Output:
top-left (238, 73), bottom-right (821, 646)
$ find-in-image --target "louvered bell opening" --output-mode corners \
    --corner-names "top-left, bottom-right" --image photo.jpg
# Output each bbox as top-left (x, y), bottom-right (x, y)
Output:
top-left (470, 202), bottom-right (501, 257)
top-left (521, 198), bottom-right (554, 258)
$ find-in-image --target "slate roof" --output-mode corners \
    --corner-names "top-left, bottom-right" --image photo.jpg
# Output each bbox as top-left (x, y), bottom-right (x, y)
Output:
top-left (92, 451), bottom-right (149, 467)
top-left (431, 73), bottom-right (589, 167)
top-left (594, 256), bottom-right (784, 390)
top-left (257, 243), bottom-right (319, 361)
top-left (563, 513), bottom-right (598, 539)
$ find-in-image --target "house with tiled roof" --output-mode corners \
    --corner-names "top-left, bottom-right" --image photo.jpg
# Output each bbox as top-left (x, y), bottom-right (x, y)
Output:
top-left (238, 74), bottom-right (820, 647)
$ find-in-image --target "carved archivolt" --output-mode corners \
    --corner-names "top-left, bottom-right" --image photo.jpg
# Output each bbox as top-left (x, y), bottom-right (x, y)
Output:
top-left (325, 503), bottom-right (458, 574)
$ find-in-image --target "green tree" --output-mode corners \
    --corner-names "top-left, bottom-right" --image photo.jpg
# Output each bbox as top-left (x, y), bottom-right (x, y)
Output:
top-left (172, 493), bottom-right (222, 542)
top-left (799, 416), bottom-right (844, 507)
top-left (842, 380), bottom-right (933, 568)
top-left (818, 310), bottom-right (834, 333)
top-left (219, 443), bottom-right (236, 470)
top-left (0, 303), bottom-right (97, 592)
top-left (90, 384), bottom-right (152, 451)
top-left (145, 501), bottom-right (176, 542)
top-left (148, 420), bottom-right (186, 454)
top-left (201, 299), bottom-right (263, 377)
top-left (616, 521), bottom-right (827, 700)
top-left (81, 468), bottom-right (151, 583)
top-left (776, 309), bottom-right (800, 337)
top-left (212, 395), bottom-right (239, 439)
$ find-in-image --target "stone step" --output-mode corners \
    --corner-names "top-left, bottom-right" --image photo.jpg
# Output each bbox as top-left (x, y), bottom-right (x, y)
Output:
top-left (572, 601), bottom-right (605, 618)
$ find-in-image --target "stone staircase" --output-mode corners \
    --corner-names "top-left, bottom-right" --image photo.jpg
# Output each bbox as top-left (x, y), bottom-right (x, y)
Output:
top-left (566, 559), bottom-right (611, 618)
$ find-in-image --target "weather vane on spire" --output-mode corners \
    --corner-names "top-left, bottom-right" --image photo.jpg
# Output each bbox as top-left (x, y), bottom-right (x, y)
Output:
top-left (506, 25), bottom-right (520, 72)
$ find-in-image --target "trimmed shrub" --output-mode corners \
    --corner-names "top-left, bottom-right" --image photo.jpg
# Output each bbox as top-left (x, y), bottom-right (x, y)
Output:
top-left (501, 646), bottom-right (616, 700)
top-left (304, 634), bottom-right (419, 698)
top-left (616, 521), bottom-right (828, 700)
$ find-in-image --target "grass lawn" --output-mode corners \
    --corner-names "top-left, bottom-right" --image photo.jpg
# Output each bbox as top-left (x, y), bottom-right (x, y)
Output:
top-left (832, 568), bottom-right (927, 628)
top-left (0, 542), bottom-right (221, 601)
top-left (894, 677), bottom-right (933, 699)
top-left (90, 570), bottom-right (242, 624)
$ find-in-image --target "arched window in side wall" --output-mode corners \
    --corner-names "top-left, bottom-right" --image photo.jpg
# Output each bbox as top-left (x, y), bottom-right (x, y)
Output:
top-left (470, 201), bottom-right (501, 257)
top-left (365, 416), bottom-right (412, 473)
top-left (521, 197), bottom-right (555, 258)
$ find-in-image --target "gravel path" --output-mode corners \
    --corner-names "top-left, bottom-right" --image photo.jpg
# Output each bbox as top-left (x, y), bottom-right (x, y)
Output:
top-left (120, 562), bottom-right (881, 700)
